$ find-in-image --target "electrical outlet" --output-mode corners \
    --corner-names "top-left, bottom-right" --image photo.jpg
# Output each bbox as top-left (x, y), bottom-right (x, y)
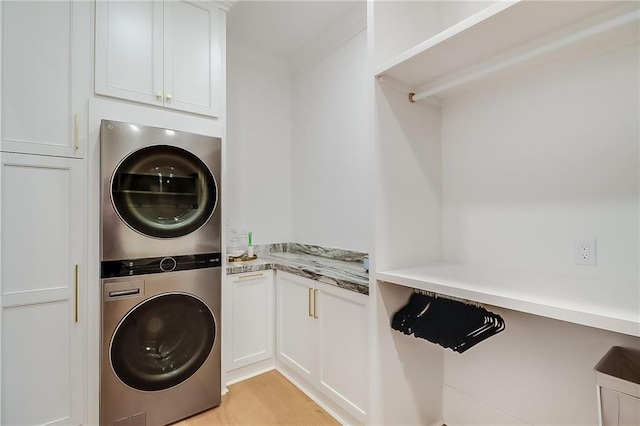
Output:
top-left (575, 239), bottom-right (596, 266)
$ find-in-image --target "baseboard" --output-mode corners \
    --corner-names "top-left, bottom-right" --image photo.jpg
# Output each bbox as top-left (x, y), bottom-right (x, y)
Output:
top-left (276, 365), bottom-right (364, 426)
top-left (224, 358), bottom-right (276, 386)
top-left (443, 385), bottom-right (529, 426)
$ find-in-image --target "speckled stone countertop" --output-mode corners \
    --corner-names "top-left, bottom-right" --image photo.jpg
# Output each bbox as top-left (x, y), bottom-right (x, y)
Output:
top-left (226, 243), bottom-right (369, 295)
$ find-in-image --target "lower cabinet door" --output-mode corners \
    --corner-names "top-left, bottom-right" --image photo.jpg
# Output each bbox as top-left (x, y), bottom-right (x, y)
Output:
top-left (276, 272), bottom-right (316, 381)
top-left (224, 270), bottom-right (274, 372)
top-left (316, 282), bottom-right (368, 421)
top-left (276, 271), bottom-right (368, 422)
top-left (0, 152), bottom-right (85, 425)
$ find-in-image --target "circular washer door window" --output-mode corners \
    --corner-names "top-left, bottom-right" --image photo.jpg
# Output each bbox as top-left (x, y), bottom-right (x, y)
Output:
top-left (110, 293), bottom-right (216, 391)
top-left (111, 145), bottom-right (217, 238)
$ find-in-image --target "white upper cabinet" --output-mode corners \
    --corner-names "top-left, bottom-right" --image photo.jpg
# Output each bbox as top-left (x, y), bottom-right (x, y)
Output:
top-left (0, 0), bottom-right (90, 158)
top-left (96, 0), bottom-right (223, 118)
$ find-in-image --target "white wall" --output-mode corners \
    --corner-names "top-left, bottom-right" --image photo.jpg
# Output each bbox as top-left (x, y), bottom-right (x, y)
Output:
top-left (291, 30), bottom-right (371, 252)
top-left (226, 58), bottom-right (293, 245)
top-left (439, 42), bottom-right (640, 426)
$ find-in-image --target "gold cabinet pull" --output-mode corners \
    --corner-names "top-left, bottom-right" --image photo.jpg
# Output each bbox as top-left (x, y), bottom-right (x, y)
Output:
top-left (74, 264), bottom-right (79, 323)
top-left (308, 287), bottom-right (313, 317)
top-left (73, 114), bottom-right (79, 150)
top-left (238, 272), bottom-right (264, 280)
top-left (156, 91), bottom-right (163, 100)
top-left (313, 289), bottom-right (318, 319)
top-left (166, 93), bottom-right (173, 102)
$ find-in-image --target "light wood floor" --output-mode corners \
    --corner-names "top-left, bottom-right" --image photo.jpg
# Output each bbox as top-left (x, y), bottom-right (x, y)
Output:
top-left (174, 370), bottom-right (340, 425)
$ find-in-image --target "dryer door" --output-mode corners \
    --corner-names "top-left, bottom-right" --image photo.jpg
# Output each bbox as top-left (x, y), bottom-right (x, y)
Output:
top-left (111, 144), bottom-right (218, 238)
top-left (110, 293), bottom-right (216, 391)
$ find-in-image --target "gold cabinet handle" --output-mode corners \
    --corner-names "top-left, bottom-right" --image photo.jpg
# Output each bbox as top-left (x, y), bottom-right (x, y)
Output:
top-left (73, 114), bottom-right (79, 150)
top-left (238, 272), bottom-right (264, 280)
top-left (308, 287), bottom-right (313, 317)
top-left (156, 91), bottom-right (163, 100)
top-left (74, 264), bottom-right (79, 323)
top-left (166, 93), bottom-right (172, 102)
top-left (313, 289), bottom-right (318, 319)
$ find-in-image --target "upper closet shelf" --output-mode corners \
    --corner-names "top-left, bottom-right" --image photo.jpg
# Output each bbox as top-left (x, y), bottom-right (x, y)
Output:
top-left (377, 264), bottom-right (640, 338)
top-left (375, 0), bottom-right (640, 103)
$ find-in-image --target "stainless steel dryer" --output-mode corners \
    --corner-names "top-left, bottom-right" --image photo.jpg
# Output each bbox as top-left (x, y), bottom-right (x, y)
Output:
top-left (100, 257), bottom-right (222, 426)
top-left (100, 120), bottom-right (221, 261)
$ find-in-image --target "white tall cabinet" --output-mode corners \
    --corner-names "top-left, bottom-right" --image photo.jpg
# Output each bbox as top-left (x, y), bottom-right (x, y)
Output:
top-left (0, 0), bottom-right (90, 158)
top-left (0, 154), bottom-right (86, 426)
top-left (0, 1), bottom-right (90, 424)
top-left (95, 0), bottom-right (223, 117)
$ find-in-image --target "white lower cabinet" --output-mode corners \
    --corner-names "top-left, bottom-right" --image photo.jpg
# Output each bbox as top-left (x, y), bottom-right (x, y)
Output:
top-left (0, 152), bottom-right (86, 425)
top-left (224, 270), bottom-right (275, 377)
top-left (277, 271), bottom-right (368, 422)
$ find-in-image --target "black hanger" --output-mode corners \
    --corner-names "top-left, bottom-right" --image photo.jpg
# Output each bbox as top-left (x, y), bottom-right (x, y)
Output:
top-left (391, 291), bottom-right (505, 353)
top-left (391, 292), bottom-right (433, 335)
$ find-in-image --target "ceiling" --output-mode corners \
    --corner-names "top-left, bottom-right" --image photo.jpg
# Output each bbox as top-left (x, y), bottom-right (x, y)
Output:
top-left (227, 1), bottom-right (365, 60)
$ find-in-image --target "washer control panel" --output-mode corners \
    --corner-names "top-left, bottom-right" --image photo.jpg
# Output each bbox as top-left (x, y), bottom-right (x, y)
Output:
top-left (101, 252), bottom-right (222, 278)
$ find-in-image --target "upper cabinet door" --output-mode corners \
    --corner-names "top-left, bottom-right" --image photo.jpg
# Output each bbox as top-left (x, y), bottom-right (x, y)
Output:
top-left (163, 1), bottom-right (221, 117)
top-left (95, 0), bottom-right (164, 107)
top-left (1, 0), bottom-right (90, 158)
top-left (95, 0), bottom-right (222, 118)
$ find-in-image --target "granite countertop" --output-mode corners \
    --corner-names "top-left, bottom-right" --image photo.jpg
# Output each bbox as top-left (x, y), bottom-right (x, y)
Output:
top-left (226, 243), bottom-right (369, 295)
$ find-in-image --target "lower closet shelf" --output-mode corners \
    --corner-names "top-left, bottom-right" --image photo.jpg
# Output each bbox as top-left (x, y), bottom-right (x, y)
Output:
top-left (376, 263), bottom-right (639, 338)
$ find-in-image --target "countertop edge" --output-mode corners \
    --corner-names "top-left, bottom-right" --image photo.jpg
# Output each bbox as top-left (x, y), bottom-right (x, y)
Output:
top-left (227, 262), bottom-right (369, 296)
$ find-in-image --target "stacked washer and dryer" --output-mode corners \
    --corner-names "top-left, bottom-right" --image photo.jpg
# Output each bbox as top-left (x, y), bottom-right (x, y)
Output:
top-left (100, 120), bottom-right (222, 426)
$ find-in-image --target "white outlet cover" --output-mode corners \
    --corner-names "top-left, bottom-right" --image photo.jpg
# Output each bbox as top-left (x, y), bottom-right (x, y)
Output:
top-left (575, 239), bottom-right (596, 266)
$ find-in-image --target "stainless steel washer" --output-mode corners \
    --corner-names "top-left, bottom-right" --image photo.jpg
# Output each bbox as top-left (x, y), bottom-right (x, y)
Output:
top-left (101, 261), bottom-right (221, 426)
top-left (100, 120), bottom-right (221, 261)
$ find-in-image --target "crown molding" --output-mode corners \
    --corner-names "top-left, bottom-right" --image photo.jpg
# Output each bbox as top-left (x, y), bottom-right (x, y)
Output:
top-left (227, 39), bottom-right (292, 79)
top-left (289, 3), bottom-right (367, 78)
top-left (215, 0), bottom-right (235, 12)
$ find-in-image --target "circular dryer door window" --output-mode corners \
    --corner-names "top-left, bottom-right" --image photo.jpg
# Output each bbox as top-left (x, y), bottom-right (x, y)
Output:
top-left (111, 145), bottom-right (217, 238)
top-left (110, 293), bottom-right (216, 391)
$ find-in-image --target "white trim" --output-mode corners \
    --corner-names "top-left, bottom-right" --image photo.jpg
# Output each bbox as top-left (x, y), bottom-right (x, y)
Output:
top-left (226, 2), bottom-right (367, 80)
top-left (289, 5), bottom-right (366, 78)
top-left (227, 40), bottom-right (292, 79)
top-left (276, 365), bottom-right (363, 426)
top-left (225, 364), bottom-right (276, 387)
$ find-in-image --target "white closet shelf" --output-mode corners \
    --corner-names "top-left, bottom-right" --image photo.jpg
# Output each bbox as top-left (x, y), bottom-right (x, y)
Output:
top-left (375, 0), bottom-right (640, 102)
top-left (376, 263), bottom-right (640, 338)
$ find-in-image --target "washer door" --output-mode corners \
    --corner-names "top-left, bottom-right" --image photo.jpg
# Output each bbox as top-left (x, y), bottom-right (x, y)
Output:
top-left (110, 293), bottom-right (216, 391)
top-left (111, 145), bottom-right (217, 238)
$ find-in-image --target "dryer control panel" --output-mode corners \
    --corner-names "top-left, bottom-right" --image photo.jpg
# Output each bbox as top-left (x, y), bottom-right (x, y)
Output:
top-left (101, 252), bottom-right (222, 278)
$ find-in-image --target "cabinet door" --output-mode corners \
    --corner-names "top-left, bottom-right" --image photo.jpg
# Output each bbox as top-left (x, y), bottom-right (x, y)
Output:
top-left (95, 0), bottom-right (164, 107)
top-left (1, 0), bottom-right (90, 158)
top-left (316, 282), bottom-right (368, 421)
top-left (224, 271), bottom-right (274, 372)
top-left (0, 153), bottom-right (85, 425)
top-left (276, 272), bottom-right (316, 381)
top-left (163, 0), bottom-right (221, 117)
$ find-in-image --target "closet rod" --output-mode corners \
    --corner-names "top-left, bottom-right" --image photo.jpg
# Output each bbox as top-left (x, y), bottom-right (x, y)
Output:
top-left (409, 9), bottom-right (640, 103)
top-left (413, 288), bottom-right (484, 308)
top-left (376, 75), bottom-right (441, 106)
